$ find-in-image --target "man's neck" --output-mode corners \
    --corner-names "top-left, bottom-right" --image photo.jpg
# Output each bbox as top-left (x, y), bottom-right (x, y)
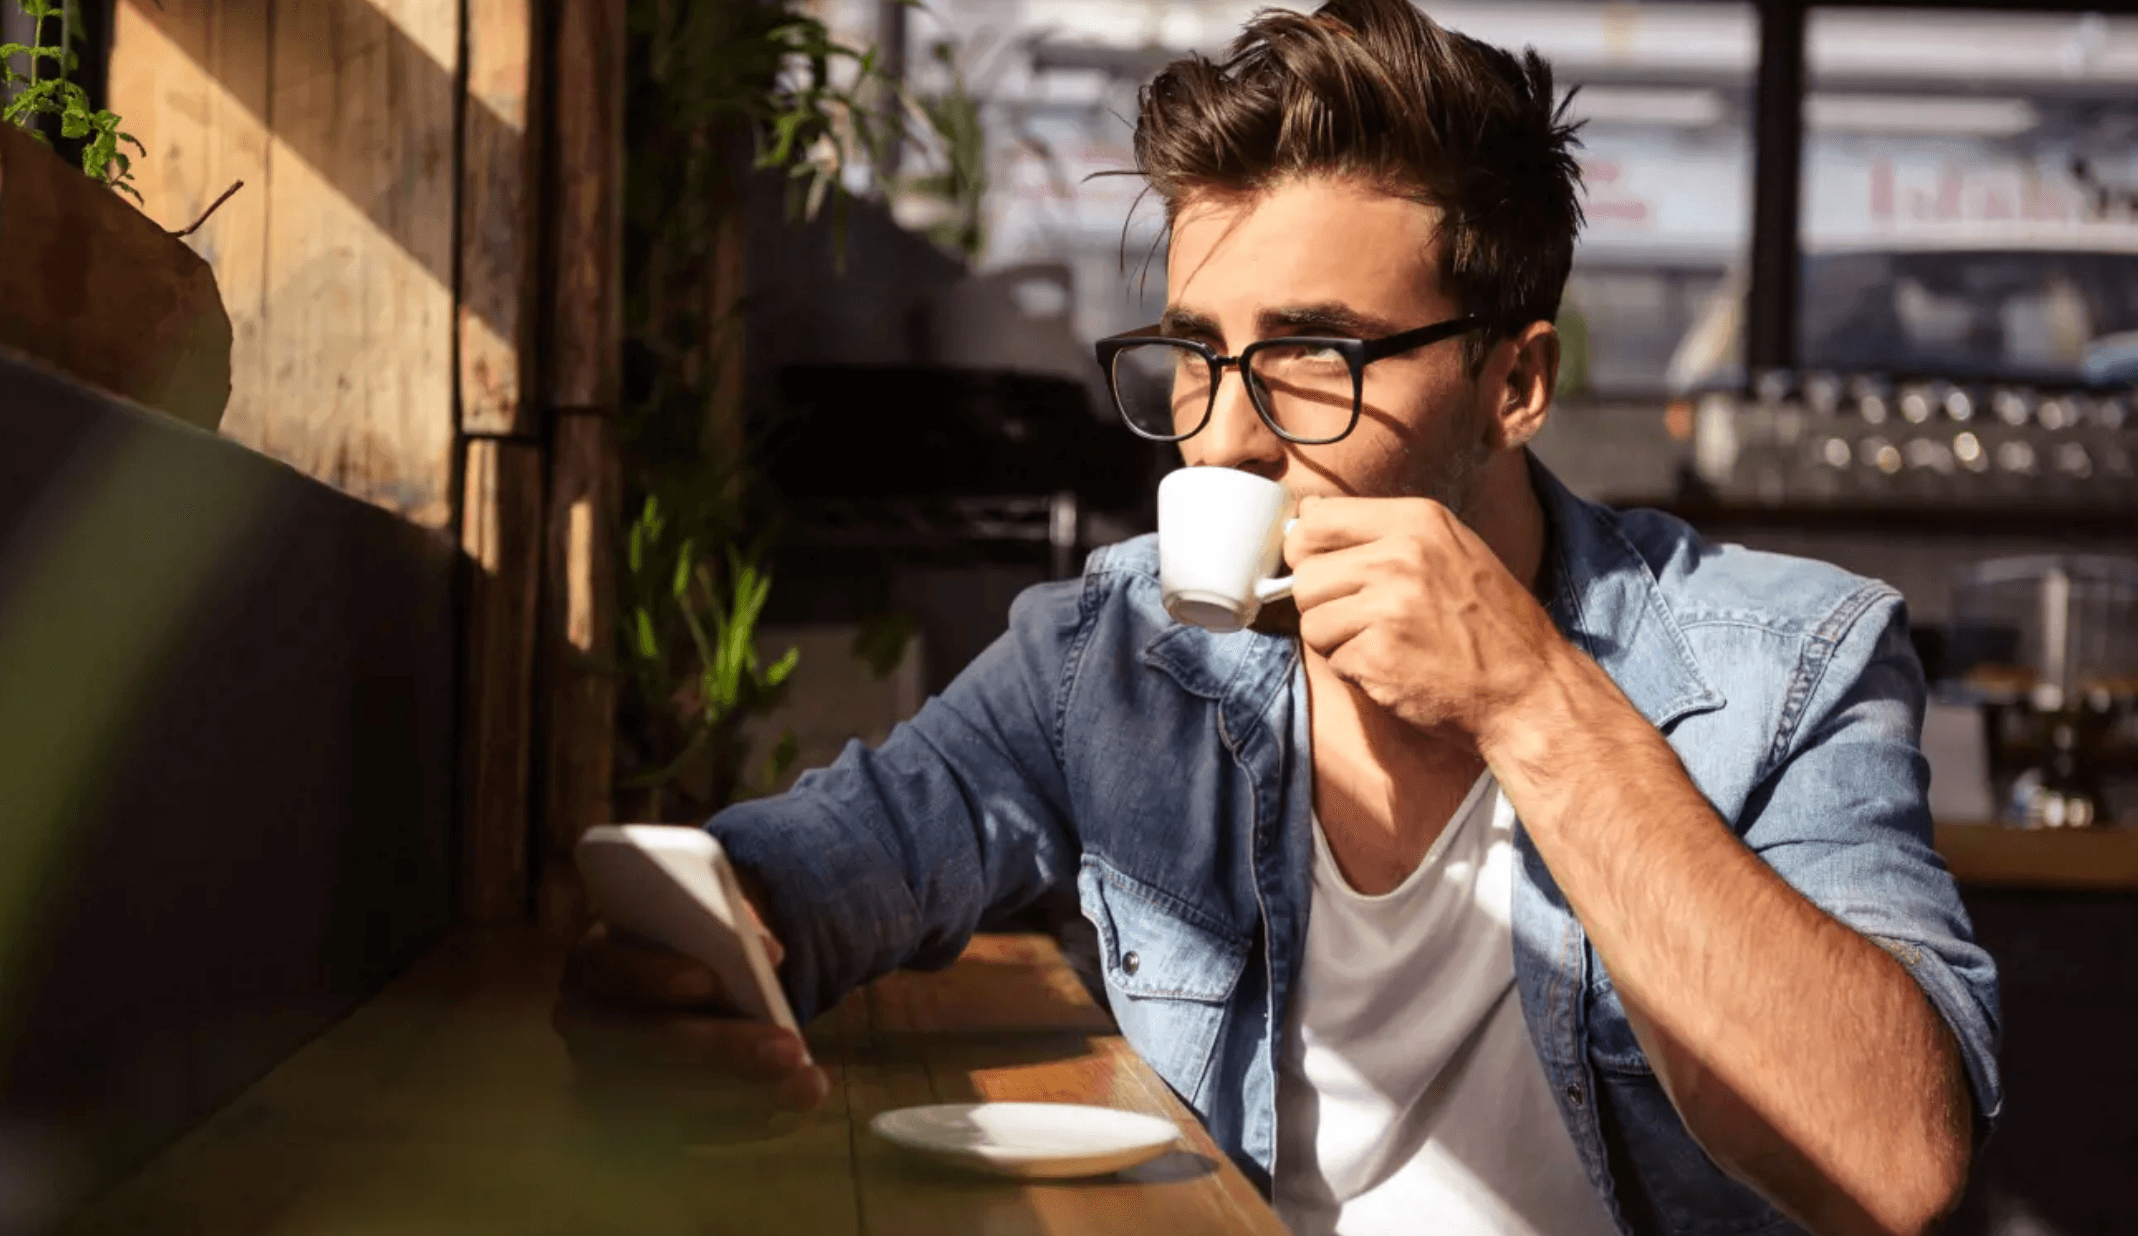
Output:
top-left (1300, 450), bottom-right (1551, 893)
top-left (1464, 448), bottom-right (1551, 601)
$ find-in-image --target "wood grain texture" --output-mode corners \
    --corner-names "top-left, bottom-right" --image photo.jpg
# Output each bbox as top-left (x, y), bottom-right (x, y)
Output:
top-left (537, 413), bottom-right (621, 930)
top-left (110, 0), bottom-right (271, 438)
top-left (63, 932), bottom-right (1289, 1235)
top-left (259, 0), bottom-right (459, 527)
top-left (845, 936), bottom-right (1291, 1236)
top-left (1936, 822), bottom-right (2138, 890)
top-left (459, 0), bottom-right (540, 435)
top-left (460, 440), bottom-right (546, 923)
top-left (548, 0), bottom-right (625, 409)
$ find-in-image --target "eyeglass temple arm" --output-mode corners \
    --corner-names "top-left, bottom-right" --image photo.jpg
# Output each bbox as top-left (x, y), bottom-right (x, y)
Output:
top-left (1357, 315), bottom-right (1488, 363)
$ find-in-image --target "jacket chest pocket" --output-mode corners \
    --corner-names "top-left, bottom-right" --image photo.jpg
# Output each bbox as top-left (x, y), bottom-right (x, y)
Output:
top-left (1076, 858), bottom-right (1248, 1108)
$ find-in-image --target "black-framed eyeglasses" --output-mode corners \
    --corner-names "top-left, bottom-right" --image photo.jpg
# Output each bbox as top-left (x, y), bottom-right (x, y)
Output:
top-left (1094, 315), bottom-right (1487, 445)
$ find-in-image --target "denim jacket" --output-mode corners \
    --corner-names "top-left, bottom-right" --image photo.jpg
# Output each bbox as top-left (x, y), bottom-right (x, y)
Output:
top-left (709, 464), bottom-right (2002, 1235)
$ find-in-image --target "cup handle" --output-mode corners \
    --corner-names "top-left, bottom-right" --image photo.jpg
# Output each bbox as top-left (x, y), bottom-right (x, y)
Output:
top-left (1255, 517), bottom-right (1299, 603)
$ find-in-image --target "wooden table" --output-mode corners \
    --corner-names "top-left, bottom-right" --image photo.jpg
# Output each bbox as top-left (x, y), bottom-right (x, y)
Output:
top-left (61, 929), bottom-right (1289, 1236)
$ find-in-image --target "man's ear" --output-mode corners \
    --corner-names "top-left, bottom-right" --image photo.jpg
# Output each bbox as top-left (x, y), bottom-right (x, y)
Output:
top-left (1491, 321), bottom-right (1559, 451)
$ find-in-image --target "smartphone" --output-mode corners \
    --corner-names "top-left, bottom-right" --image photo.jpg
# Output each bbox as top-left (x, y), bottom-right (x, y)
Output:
top-left (573, 825), bottom-right (800, 1033)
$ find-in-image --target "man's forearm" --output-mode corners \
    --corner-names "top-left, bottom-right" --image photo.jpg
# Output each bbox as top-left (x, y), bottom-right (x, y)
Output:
top-left (1478, 646), bottom-right (1970, 1236)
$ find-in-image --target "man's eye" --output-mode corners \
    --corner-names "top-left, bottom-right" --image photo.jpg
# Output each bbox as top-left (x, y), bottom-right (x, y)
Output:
top-left (1266, 342), bottom-right (1346, 363)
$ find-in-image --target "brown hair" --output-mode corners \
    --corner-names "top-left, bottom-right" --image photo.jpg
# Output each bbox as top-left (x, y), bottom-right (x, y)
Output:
top-left (1132, 0), bottom-right (1585, 371)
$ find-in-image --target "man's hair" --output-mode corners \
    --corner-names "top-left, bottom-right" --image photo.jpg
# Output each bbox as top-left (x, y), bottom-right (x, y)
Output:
top-left (1132, 0), bottom-right (1585, 371)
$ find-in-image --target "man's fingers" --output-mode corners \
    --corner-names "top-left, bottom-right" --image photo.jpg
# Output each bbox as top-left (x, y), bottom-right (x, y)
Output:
top-left (779, 1060), bottom-right (833, 1111)
top-left (1296, 590), bottom-right (1378, 658)
top-left (566, 922), bottom-right (731, 1011)
top-left (1287, 494), bottom-right (1448, 557)
top-left (1285, 543), bottom-right (1380, 612)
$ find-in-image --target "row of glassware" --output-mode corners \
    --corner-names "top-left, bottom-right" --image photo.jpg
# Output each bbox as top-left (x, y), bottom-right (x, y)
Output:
top-left (1688, 373), bottom-right (2138, 505)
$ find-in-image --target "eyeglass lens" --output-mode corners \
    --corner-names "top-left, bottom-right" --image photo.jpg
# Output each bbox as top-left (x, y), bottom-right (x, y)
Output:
top-left (1110, 341), bottom-right (1357, 443)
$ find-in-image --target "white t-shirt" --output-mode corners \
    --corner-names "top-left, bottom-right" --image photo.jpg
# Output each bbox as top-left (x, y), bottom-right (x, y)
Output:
top-left (1272, 774), bottom-right (1619, 1236)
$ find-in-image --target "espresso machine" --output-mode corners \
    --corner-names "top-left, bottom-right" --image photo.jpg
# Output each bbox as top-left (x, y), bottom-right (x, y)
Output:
top-left (1949, 555), bottom-right (2138, 828)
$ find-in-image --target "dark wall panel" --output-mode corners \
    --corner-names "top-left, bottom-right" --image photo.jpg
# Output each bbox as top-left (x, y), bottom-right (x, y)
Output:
top-left (0, 349), bottom-right (454, 1222)
top-left (1951, 888), bottom-right (2138, 1236)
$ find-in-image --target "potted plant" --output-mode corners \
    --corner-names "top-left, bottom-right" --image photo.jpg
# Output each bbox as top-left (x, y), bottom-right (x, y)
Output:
top-left (0, 0), bottom-right (233, 432)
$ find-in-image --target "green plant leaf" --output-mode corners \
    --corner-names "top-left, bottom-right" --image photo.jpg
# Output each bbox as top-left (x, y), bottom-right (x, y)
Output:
top-left (671, 536), bottom-right (695, 599)
top-left (748, 727), bottom-right (801, 797)
top-left (763, 644), bottom-right (799, 690)
top-left (852, 612), bottom-right (916, 679)
top-left (3, 81), bottom-right (58, 125)
top-left (623, 725), bottom-right (711, 791)
top-left (633, 607), bottom-right (660, 662)
top-left (679, 579), bottom-right (719, 666)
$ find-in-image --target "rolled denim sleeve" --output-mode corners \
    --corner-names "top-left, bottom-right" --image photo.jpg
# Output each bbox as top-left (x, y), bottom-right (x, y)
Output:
top-left (705, 579), bottom-right (1084, 1023)
top-left (1739, 588), bottom-right (2003, 1134)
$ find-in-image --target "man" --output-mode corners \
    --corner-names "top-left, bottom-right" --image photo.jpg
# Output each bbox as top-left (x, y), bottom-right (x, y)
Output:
top-left (555, 2), bottom-right (2001, 1233)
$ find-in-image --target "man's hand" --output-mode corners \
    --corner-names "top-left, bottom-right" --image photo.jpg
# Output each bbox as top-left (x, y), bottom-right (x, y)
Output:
top-left (1285, 494), bottom-right (1564, 743)
top-left (551, 919), bottom-right (829, 1135)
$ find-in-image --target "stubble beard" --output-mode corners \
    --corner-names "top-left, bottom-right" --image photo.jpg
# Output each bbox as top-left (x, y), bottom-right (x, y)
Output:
top-left (1403, 402), bottom-right (1493, 524)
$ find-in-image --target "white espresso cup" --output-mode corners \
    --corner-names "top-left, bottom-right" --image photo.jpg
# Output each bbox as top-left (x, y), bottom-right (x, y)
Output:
top-left (1157, 467), bottom-right (1296, 633)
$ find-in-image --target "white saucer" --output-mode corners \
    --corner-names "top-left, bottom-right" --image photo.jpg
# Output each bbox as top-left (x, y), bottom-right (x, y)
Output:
top-left (868, 1102), bottom-right (1182, 1179)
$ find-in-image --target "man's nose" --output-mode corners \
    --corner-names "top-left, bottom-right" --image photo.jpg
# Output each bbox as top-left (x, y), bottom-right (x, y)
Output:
top-left (1186, 364), bottom-right (1285, 477)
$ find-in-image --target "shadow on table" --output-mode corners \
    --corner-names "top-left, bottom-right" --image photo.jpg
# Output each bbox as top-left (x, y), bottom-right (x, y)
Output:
top-left (1112, 1149), bottom-right (1219, 1184)
top-left (878, 1147), bottom-right (1220, 1188)
top-left (858, 953), bottom-right (1118, 1036)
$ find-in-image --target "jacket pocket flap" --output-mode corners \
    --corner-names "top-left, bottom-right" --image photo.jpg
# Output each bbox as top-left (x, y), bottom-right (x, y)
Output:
top-left (1077, 858), bottom-right (1248, 1004)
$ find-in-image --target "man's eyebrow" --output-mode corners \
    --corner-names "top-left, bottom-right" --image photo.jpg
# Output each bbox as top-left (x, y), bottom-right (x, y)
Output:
top-left (1158, 306), bottom-right (1221, 339)
top-left (1259, 302), bottom-right (1401, 339)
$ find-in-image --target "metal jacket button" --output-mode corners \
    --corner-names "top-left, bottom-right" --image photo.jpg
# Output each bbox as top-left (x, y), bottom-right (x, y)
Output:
top-left (1121, 951), bottom-right (1140, 975)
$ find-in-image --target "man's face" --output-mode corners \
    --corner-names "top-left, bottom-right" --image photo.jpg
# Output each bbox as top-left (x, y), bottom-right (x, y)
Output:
top-left (1162, 174), bottom-right (1492, 511)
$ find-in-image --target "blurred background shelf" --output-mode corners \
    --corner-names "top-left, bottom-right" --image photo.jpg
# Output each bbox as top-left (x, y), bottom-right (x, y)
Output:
top-left (1935, 822), bottom-right (2138, 889)
top-left (1632, 500), bottom-right (2138, 537)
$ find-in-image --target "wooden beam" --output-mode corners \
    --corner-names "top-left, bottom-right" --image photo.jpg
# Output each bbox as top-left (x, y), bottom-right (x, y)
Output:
top-left (459, 0), bottom-right (542, 437)
top-left (708, 161), bottom-right (749, 472)
top-left (537, 413), bottom-right (621, 929)
top-left (460, 439), bottom-right (546, 923)
top-left (536, 0), bottom-right (626, 927)
top-left (548, 0), bottom-right (625, 410)
top-left (1744, 0), bottom-right (1807, 378)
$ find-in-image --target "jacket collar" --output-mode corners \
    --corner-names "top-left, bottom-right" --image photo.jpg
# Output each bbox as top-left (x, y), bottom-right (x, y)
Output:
top-left (1530, 456), bottom-right (1724, 730)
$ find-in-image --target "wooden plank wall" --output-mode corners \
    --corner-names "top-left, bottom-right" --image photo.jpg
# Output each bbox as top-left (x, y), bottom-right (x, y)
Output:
top-left (109, 0), bottom-right (626, 925)
top-left (112, 0), bottom-right (459, 532)
top-left (107, 2), bottom-right (272, 449)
